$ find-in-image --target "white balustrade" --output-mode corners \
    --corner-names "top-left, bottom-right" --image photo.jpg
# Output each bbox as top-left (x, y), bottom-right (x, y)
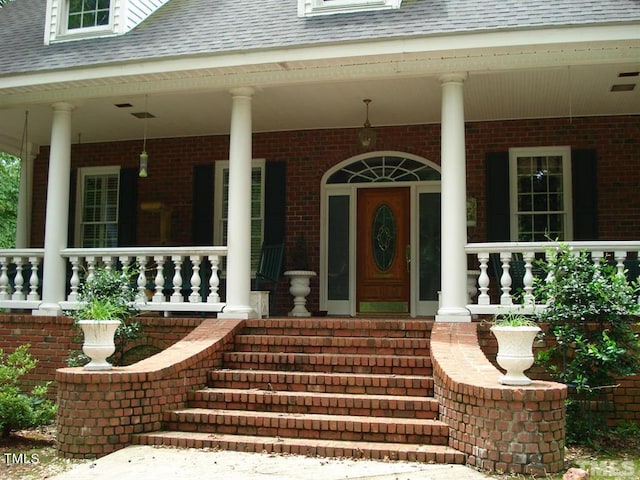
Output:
top-left (465, 241), bottom-right (640, 315)
top-left (0, 250), bottom-right (44, 309)
top-left (55, 247), bottom-right (227, 315)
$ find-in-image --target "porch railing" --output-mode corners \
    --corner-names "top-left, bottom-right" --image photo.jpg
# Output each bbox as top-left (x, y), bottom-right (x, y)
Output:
top-left (0, 247), bottom-right (227, 314)
top-left (465, 241), bottom-right (640, 315)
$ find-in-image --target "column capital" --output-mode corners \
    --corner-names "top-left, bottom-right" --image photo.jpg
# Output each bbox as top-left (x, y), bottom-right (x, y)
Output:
top-left (229, 86), bottom-right (255, 98)
top-left (439, 73), bottom-right (468, 85)
top-left (51, 102), bottom-right (76, 112)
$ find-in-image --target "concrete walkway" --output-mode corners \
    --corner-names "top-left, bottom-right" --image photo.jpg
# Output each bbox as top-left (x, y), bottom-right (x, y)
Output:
top-left (51, 445), bottom-right (495, 480)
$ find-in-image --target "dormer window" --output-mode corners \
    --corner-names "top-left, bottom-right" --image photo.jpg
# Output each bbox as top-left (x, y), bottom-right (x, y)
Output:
top-left (67, 0), bottom-right (111, 30)
top-left (299, 0), bottom-right (402, 17)
top-left (44, 0), bottom-right (170, 44)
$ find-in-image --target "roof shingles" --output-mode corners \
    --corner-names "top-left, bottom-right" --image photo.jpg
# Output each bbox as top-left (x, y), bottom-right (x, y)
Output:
top-left (1, 0), bottom-right (639, 76)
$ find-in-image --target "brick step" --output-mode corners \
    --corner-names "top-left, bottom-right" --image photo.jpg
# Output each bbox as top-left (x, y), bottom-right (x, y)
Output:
top-left (222, 352), bottom-right (432, 375)
top-left (163, 408), bottom-right (450, 445)
top-left (188, 387), bottom-right (439, 419)
top-left (132, 430), bottom-right (466, 464)
top-left (233, 334), bottom-right (430, 356)
top-left (210, 369), bottom-right (434, 396)
top-left (242, 318), bottom-right (432, 338)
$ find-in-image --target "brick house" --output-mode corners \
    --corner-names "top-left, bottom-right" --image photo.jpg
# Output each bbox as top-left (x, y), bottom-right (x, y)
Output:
top-left (0, 0), bottom-right (639, 474)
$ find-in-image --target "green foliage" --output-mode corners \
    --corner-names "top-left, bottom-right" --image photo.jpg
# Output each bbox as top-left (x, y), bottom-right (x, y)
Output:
top-left (66, 265), bottom-right (143, 366)
top-left (493, 311), bottom-right (538, 327)
top-left (0, 153), bottom-right (20, 248)
top-left (0, 345), bottom-right (56, 437)
top-left (68, 265), bottom-right (140, 322)
top-left (535, 243), bottom-right (640, 442)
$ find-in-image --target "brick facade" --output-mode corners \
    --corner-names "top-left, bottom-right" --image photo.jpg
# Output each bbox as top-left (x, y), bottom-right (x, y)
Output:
top-left (30, 115), bottom-right (640, 314)
top-left (0, 314), bottom-right (203, 398)
top-left (55, 318), bottom-right (243, 458)
top-left (431, 322), bottom-right (566, 475)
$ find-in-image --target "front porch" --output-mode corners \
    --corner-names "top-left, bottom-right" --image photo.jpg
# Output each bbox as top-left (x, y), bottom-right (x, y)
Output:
top-left (2, 240), bottom-right (639, 317)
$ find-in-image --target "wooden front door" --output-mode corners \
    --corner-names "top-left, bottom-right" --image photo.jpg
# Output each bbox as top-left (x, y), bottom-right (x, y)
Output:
top-left (356, 187), bottom-right (411, 314)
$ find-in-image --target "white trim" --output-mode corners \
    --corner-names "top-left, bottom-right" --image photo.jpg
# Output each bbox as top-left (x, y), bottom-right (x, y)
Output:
top-left (74, 165), bottom-right (121, 248)
top-left (320, 151), bottom-right (441, 317)
top-left (213, 158), bottom-right (266, 272)
top-left (14, 24), bottom-right (639, 101)
top-left (299, 0), bottom-right (402, 17)
top-left (508, 146), bottom-right (573, 241)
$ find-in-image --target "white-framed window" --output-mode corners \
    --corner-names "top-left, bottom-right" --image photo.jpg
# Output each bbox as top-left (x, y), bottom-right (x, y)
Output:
top-left (214, 160), bottom-right (265, 273)
top-left (509, 146), bottom-right (572, 242)
top-left (298, 0), bottom-right (402, 17)
top-left (75, 166), bottom-right (120, 248)
top-left (67, 0), bottom-right (111, 30)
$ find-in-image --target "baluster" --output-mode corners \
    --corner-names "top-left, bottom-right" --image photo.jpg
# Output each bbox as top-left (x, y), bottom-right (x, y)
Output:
top-left (0, 256), bottom-right (10, 300)
top-left (103, 256), bottom-right (114, 270)
top-left (171, 256), bottom-right (183, 303)
top-left (477, 253), bottom-right (490, 305)
top-left (67, 256), bottom-right (81, 301)
top-left (136, 256), bottom-right (148, 303)
top-left (615, 251), bottom-right (626, 277)
top-left (208, 255), bottom-right (220, 303)
top-left (523, 252), bottom-right (535, 305)
top-left (499, 252), bottom-right (513, 306)
top-left (189, 255), bottom-right (202, 303)
top-left (591, 250), bottom-right (604, 267)
top-left (11, 257), bottom-right (25, 301)
top-left (86, 256), bottom-right (97, 283)
top-left (27, 256), bottom-right (41, 302)
top-left (153, 256), bottom-right (166, 302)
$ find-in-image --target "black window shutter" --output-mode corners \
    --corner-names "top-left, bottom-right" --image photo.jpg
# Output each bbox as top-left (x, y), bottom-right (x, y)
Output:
top-left (571, 149), bottom-right (598, 240)
top-left (485, 152), bottom-right (510, 241)
top-left (192, 164), bottom-right (214, 245)
top-left (264, 162), bottom-right (287, 245)
top-left (117, 168), bottom-right (138, 246)
top-left (68, 169), bottom-right (77, 247)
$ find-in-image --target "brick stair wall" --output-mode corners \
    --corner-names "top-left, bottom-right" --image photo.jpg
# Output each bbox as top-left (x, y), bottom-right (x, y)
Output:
top-left (132, 317), bottom-right (466, 464)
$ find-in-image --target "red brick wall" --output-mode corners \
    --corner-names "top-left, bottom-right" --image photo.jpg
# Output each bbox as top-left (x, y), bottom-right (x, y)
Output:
top-left (56, 318), bottom-right (243, 458)
top-left (431, 322), bottom-right (566, 475)
top-left (0, 314), bottom-right (202, 398)
top-left (30, 115), bottom-right (640, 314)
top-left (476, 317), bottom-right (640, 429)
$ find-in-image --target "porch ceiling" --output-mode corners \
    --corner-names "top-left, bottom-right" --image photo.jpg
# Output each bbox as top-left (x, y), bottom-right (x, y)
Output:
top-left (0, 60), bottom-right (638, 152)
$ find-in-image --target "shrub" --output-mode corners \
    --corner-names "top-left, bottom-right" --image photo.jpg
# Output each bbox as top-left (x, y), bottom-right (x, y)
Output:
top-left (0, 345), bottom-right (56, 437)
top-left (535, 243), bottom-right (640, 442)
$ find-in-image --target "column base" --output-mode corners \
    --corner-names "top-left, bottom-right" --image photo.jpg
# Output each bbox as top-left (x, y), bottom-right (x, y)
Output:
top-left (218, 305), bottom-right (258, 320)
top-left (436, 306), bottom-right (471, 322)
top-left (34, 302), bottom-right (63, 316)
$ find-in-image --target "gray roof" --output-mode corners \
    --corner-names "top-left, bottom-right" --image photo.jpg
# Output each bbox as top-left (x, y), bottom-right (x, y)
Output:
top-left (1, 0), bottom-right (640, 76)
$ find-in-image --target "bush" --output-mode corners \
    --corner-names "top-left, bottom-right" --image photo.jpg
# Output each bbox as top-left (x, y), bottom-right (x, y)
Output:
top-left (0, 345), bottom-right (56, 437)
top-left (535, 243), bottom-right (640, 442)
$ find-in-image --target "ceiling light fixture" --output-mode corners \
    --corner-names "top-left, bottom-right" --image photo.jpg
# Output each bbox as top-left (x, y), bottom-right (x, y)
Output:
top-left (358, 98), bottom-right (376, 149)
top-left (139, 95), bottom-right (150, 178)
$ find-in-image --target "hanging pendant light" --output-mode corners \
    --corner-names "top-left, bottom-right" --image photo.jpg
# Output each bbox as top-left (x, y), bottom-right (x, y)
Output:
top-left (139, 95), bottom-right (149, 178)
top-left (358, 98), bottom-right (376, 149)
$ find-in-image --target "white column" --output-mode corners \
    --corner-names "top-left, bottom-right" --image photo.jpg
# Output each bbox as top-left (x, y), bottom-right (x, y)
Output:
top-left (436, 73), bottom-right (471, 322)
top-left (219, 87), bottom-right (257, 319)
top-left (37, 102), bottom-right (74, 315)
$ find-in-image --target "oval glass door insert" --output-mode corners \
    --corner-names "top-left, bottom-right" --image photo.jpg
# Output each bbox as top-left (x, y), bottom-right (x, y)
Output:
top-left (372, 204), bottom-right (396, 271)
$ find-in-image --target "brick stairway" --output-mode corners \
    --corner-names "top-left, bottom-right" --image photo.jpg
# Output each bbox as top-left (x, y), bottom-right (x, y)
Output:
top-left (133, 318), bottom-right (466, 464)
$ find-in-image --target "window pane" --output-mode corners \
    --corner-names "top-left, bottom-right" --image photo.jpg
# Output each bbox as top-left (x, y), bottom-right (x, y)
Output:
top-left (81, 173), bottom-right (119, 248)
top-left (328, 196), bottom-right (349, 301)
top-left (514, 151), bottom-right (567, 241)
top-left (419, 193), bottom-right (441, 301)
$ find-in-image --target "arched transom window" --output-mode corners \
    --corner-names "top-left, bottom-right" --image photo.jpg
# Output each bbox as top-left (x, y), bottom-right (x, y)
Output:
top-left (327, 155), bottom-right (440, 184)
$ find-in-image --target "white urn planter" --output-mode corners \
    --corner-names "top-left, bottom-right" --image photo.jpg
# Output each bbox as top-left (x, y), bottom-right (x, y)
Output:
top-left (284, 270), bottom-right (316, 317)
top-left (490, 325), bottom-right (541, 386)
top-left (77, 319), bottom-right (121, 371)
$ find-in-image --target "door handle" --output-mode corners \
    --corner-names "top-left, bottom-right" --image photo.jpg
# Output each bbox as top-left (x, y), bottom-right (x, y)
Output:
top-left (405, 245), bottom-right (411, 273)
